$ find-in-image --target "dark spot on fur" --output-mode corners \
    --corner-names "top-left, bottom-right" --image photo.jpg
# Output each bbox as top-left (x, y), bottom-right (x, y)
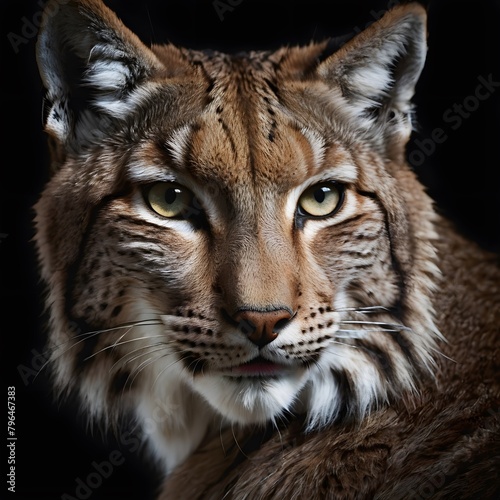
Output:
top-left (109, 370), bottom-right (132, 395)
top-left (70, 319), bottom-right (101, 375)
top-left (263, 77), bottom-right (279, 99)
top-left (111, 305), bottom-right (122, 317)
top-left (183, 353), bottom-right (206, 375)
top-left (206, 80), bottom-right (215, 94)
top-left (331, 368), bottom-right (355, 419)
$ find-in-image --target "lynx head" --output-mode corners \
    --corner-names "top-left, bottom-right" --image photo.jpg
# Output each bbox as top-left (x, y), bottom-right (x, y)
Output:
top-left (35, 0), bottom-right (441, 471)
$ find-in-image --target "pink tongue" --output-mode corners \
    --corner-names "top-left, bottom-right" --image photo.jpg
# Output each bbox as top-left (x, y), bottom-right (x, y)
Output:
top-left (232, 359), bottom-right (283, 376)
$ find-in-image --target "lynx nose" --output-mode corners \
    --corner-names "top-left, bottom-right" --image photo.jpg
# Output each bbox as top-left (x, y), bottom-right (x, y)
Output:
top-left (234, 308), bottom-right (293, 347)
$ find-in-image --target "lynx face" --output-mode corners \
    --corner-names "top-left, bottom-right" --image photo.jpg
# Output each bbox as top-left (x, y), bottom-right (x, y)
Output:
top-left (35, 0), bottom-right (441, 471)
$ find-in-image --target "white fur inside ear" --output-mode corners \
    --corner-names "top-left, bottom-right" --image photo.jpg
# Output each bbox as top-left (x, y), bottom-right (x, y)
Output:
top-left (317, 7), bottom-right (427, 146)
top-left (36, 0), bottom-right (164, 146)
top-left (82, 44), bottom-right (150, 118)
top-left (347, 63), bottom-right (393, 108)
top-left (90, 84), bottom-right (155, 119)
top-left (86, 59), bottom-right (131, 91)
top-left (337, 34), bottom-right (407, 115)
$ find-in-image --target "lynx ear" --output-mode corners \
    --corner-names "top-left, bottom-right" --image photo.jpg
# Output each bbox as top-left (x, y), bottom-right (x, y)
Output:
top-left (36, 0), bottom-right (164, 158)
top-left (317, 3), bottom-right (427, 155)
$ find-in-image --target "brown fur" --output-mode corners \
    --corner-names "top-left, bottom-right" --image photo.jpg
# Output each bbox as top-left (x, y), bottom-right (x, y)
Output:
top-left (161, 222), bottom-right (500, 499)
top-left (34, 1), bottom-right (499, 498)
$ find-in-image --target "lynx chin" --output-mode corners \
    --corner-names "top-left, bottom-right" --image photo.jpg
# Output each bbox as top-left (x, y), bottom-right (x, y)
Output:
top-left (35, 1), bottom-right (499, 498)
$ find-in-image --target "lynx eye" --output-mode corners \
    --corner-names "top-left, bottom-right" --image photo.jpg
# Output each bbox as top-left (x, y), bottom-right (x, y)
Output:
top-left (297, 182), bottom-right (343, 218)
top-left (146, 182), bottom-right (195, 219)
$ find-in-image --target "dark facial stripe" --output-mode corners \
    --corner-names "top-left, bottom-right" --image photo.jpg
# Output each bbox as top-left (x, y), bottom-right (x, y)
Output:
top-left (330, 368), bottom-right (355, 420)
top-left (356, 190), bottom-right (408, 320)
top-left (218, 118), bottom-right (238, 156)
top-left (65, 187), bottom-right (133, 323)
top-left (69, 318), bottom-right (101, 376)
top-left (351, 190), bottom-right (417, 367)
top-left (182, 352), bottom-right (206, 375)
top-left (108, 368), bottom-right (133, 396)
top-left (356, 339), bottom-right (396, 386)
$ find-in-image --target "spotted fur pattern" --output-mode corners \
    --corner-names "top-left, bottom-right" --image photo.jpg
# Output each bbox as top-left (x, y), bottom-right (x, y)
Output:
top-left (35, 1), bottom-right (499, 497)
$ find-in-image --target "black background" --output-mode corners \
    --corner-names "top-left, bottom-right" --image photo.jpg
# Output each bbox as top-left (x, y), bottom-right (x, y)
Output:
top-left (2, 0), bottom-right (500, 498)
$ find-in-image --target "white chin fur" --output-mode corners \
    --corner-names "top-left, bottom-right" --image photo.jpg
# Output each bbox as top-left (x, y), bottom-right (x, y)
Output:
top-left (193, 371), bottom-right (308, 425)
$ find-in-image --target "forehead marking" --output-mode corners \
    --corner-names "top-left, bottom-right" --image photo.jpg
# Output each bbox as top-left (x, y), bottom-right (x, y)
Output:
top-left (165, 124), bottom-right (193, 167)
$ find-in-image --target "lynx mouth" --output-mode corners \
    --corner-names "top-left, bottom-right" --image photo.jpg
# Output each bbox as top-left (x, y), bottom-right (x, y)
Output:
top-left (226, 356), bottom-right (290, 378)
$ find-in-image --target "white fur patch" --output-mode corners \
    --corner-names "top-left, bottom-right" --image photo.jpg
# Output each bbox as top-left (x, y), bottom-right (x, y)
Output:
top-left (300, 127), bottom-right (326, 167)
top-left (165, 125), bottom-right (193, 167)
top-left (87, 59), bottom-right (130, 91)
top-left (92, 83), bottom-right (159, 119)
top-left (126, 160), bottom-right (177, 183)
top-left (194, 372), bottom-right (308, 425)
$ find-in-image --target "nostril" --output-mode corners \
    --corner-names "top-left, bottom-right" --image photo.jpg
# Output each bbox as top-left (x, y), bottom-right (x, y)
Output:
top-left (231, 307), bottom-right (294, 347)
top-left (274, 316), bottom-right (291, 332)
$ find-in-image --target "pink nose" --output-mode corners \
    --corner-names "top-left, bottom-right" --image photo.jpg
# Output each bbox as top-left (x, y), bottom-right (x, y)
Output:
top-left (234, 309), bottom-right (293, 347)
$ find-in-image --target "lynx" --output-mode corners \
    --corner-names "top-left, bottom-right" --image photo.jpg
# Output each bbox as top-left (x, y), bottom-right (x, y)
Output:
top-left (35, 0), bottom-right (499, 498)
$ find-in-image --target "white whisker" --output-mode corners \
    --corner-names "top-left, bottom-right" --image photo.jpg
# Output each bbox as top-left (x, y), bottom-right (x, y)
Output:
top-left (339, 320), bottom-right (412, 331)
top-left (35, 319), bottom-right (164, 380)
top-left (151, 357), bottom-right (177, 389)
top-left (335, 305), bottom-right (391, 314)
top-left (111, 343), bottom-right (170, 373)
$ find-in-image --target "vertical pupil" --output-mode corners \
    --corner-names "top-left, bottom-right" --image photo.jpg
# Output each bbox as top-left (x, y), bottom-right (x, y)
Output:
top-left (314, 187), bottom-right (327, 203)
top-left (165, 188), bottom-right (178, 205)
